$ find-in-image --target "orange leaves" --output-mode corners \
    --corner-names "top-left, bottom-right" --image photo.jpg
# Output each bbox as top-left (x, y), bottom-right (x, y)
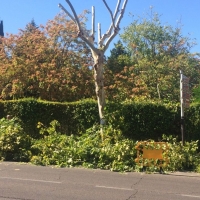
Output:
top-left (0, 13), bottom-right (93, 101)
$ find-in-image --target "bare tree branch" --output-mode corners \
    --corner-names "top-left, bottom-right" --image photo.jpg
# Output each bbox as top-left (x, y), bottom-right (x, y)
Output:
top-left (58, 1), bottom-right (99, 54)
top-left (98, 23), bottom-right (102, 48)
top-left (102, 0), bottom-right (115, 29)
top-left (108, 0), bottom-right (121, 34)
top-left (101, 0), bottom-right (121, 43)
top-left (113, 0), bottom-right (122, 21)
top-left (58, 3), bottom-right (76, 23)
top-left (59, 0), bottom-right (128, 53)
top-left (64, 0), bottom-right (82, 31)
top-left (115, 0), bottom-right (128, 30)
top-left (58, 3), bottom-right (88, 38)
top-left (78, 35), bottom-right (98, 54)
top-left (91, 6), bottom-right (95, 39)
top-left (104, 0), bottom-right (128, 51)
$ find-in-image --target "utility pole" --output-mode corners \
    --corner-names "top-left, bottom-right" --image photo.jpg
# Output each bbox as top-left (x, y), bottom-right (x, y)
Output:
top-left (180, 70), bottom-right (190, 145)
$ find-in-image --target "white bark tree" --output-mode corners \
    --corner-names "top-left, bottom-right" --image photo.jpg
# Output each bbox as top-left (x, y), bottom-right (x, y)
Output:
top-left (58, 0), bottom-right (128, 125)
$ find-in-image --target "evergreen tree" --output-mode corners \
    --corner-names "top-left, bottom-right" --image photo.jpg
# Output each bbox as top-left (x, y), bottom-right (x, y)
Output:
top-left (24, 19), bottom-right (38, 33)
top-left (106, 40), bottom-right (132, 74)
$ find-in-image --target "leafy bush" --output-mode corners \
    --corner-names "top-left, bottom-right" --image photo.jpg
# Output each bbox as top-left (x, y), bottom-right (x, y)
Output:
top-left (31, 120), bottom-right (72, 167)
top-left (79, 125), bottom-right (136, 171)
top-left (31, 121), bottom-right (136, 171)
top-left (134, 135), bottom-right (200, 173)
top-left (162, 135), bottom-right (200, 172)
top-left (0, 116), bottom-right (199, 173)
top-left (0, 117), bottom-right (32, 161)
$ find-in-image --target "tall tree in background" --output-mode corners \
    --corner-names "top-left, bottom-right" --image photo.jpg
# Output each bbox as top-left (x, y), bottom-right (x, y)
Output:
top-left (24, 19), bottom-right (38, 33)
top-left (120, 9), bottom-right (200, 101)
top-left (58, 0), bottom-right (128, 125)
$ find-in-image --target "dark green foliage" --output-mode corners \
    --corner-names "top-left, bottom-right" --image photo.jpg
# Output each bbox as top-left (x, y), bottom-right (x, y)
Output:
top-left (1, 98), bottom-right (99, 138)
top-left (185, 103), bottom-right (200, 142)
top-left (105, 101), bottom-right (180, 141)
top-left (106, 40), bottom-right (132, 74)
top-left (0, 98), bottom-right (200, 144)
top-left (122, 102), bottom-right (179, 140)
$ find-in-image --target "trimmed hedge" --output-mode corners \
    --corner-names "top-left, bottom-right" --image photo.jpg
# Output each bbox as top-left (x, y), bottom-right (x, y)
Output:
top-left (0, 98), bottom-right (99, 138)
top-left (104, 101), bottom-right (180, 140)
top-left (0, 98), bottom-right (199, 142)
top-left (185, 103), bottom-right (200, 142)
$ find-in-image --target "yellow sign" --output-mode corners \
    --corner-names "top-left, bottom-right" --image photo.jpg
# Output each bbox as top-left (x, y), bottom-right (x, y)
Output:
top-left (135, 142), bottom-right (169, 170)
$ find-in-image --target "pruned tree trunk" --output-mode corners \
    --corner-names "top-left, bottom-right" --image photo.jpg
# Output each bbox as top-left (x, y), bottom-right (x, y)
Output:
top-left (92, 50), bottom-right (105, 125)
top-left (58, 0), bottom-right (128, 125)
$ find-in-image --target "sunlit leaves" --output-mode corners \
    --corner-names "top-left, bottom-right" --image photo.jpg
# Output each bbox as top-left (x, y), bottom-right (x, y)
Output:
top-left (0, 13), bottom-right (94, 101)
top-left (103, 9), bottom-right (200, 102)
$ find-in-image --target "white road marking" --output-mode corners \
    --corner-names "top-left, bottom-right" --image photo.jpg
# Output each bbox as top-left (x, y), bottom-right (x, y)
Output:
top-left (181, 194), bottom-right (200, 198)
top-left (0, 177), bottom-right (61, 184)
top-left (96, 185), bottom-right (133, 191)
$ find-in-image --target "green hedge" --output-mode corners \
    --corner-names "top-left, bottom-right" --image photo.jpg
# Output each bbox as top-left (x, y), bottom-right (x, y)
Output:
top-left (105, 101), bottom-right (180, 140)
top-left (0, 98), bottom-right (99, 138)
top-left (0, 98), bottom-right (199, 142)
top-left (185, 103), bottom-right (200, 142)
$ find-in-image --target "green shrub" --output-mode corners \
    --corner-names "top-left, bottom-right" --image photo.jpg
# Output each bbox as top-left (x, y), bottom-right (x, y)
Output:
top-left (134, 135), bottom-right (200, 173)
top-left (31, 120), bottom-right (71, 167)
top-left (162, 135), bottom-right (200, 172)
top-left (185, 103), bottom-right (200, 142)
top-left (119, 101), bottom-right (179, 140)
top-left (31, 121), bottom-right (136, 171)
top-left (79, 125), bottom-right (136, 171)
top-left (0, 117), bottom-right (32, 161)
top-left (1, 116), bottom-right (198, 173)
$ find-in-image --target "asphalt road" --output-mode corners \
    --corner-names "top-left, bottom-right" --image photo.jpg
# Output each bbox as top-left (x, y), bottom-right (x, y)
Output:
top-left (0, 162), bottom-right (200, 200)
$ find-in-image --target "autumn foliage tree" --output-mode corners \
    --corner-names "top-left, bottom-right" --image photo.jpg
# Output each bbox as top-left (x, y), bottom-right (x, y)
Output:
top-left (0, 13), bottom-right (95, 101)
top-left (1, 7), bottom-right (199, 105)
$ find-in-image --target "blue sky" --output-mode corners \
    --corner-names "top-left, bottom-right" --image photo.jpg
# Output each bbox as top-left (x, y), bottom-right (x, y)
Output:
top-left (1, 0), bottom-right (200, 55)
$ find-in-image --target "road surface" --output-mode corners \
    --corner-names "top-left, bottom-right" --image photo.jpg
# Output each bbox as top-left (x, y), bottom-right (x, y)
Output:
top-left (0, 162), bottom-right (200, 200)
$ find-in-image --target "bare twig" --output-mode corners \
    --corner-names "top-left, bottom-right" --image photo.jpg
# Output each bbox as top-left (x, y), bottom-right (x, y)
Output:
top-left (58, 1), bottom-right (98, 54)
top-left (101, 0), bottom-right (121, 43)
top-left (102, 0), bottom-right (115, 29)
top-left (64, 0), bottom-right (82, 31)
top-left (58, 3), bottom-right (76, 23)
top-left (98, 23), bottom-right (102, 47)
top-left (104, 0), bottom-right (128, 51)
top-left (91, 6), bottom-right (95, 39)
